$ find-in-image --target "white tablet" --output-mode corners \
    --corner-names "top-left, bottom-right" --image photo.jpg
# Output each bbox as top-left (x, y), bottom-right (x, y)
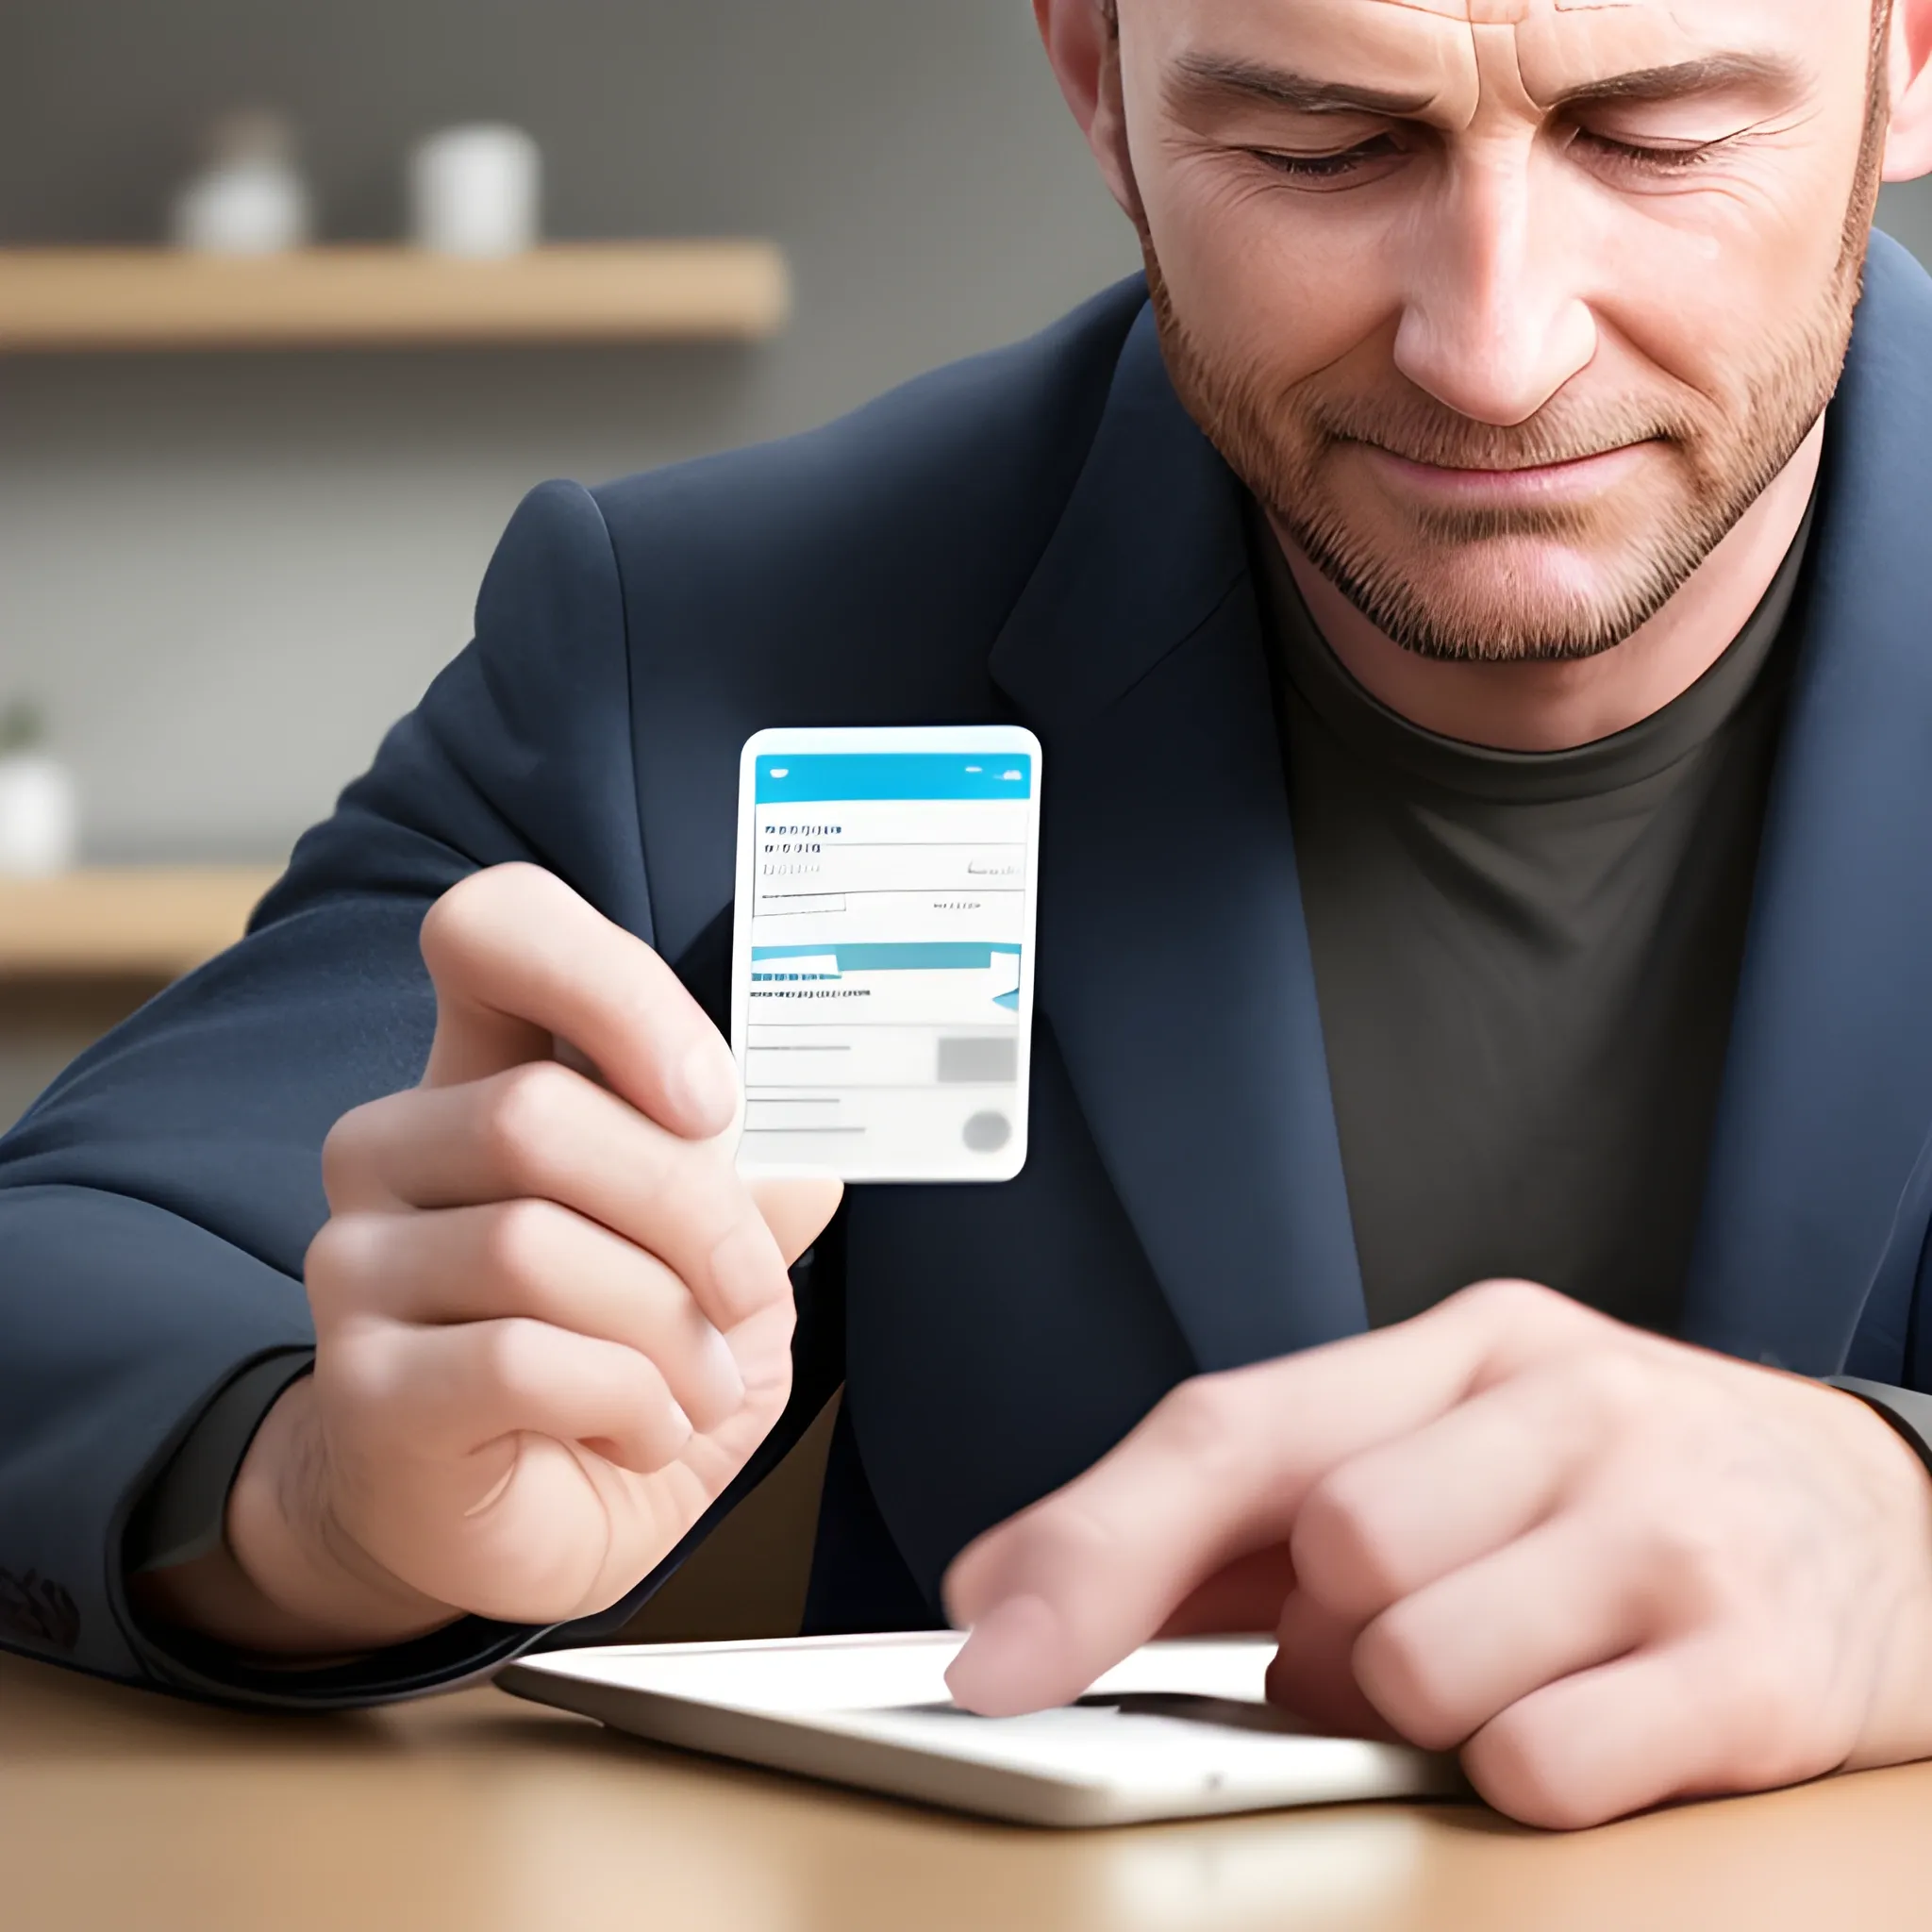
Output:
top-left (496, 1633), bottom-right (1464, 1828)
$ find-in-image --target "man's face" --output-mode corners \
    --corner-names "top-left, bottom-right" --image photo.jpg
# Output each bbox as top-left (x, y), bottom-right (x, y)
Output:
top-left (1113, 0), bottom-right (1886, 660)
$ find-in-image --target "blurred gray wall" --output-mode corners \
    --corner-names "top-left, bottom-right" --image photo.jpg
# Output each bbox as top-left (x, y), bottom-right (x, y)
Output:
top-left (0, 1), bottom-right (1141, 860)
top-left (3, 4), bottom-right (1929, 862)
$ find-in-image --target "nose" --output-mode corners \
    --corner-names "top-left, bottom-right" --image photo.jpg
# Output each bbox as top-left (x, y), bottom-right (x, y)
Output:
top-left (1392, 142), bottom-right (1598, 427)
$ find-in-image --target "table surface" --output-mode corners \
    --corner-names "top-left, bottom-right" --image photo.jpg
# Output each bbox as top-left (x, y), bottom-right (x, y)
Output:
top-left (6, 1650), bottom-right (1932, 1932)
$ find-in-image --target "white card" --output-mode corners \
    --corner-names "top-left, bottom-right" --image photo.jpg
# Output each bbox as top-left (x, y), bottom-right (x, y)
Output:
top-left (732, 725), bottom-right (1042, 1183)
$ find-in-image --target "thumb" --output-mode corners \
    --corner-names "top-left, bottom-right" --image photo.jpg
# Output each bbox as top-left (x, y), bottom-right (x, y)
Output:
top-left (749, 1175), bottom-right (844, 1267)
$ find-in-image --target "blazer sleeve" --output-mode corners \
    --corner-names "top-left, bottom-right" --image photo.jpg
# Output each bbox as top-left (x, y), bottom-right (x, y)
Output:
top-left (0, 479), bottom-right (843, 1707)
top-left (1827, 1128), bottom-right (1932, 1472)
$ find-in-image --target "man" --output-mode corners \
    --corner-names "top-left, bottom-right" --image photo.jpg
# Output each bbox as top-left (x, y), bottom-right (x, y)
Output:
top-left (4, 0), bottom-right (1932, 1831)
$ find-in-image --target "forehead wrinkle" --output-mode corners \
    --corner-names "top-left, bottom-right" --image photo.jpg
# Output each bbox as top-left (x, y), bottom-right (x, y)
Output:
top-left (1345, 1), bottom-right (1777, 121)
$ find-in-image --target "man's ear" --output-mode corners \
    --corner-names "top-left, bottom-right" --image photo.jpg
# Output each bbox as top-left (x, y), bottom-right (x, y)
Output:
top-left (1033, 0), bottom-right (1142, 220)
top-left (1883, 0), bottom-right (1932, 178)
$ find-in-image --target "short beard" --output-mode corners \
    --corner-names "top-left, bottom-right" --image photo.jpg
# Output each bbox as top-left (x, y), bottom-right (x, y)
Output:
top-left (1140, 38), bottom-right (1890, 664)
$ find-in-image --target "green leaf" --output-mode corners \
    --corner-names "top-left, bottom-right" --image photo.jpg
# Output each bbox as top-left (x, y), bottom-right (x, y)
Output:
top-left (0, 698), bottom-right (47, 756)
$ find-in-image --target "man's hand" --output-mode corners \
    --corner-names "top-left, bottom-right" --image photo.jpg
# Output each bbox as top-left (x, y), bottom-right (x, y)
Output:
top-left (943, 1282), bottom-right (1932, 1829)
top-left (145, 864), bottom-right (841, 1655)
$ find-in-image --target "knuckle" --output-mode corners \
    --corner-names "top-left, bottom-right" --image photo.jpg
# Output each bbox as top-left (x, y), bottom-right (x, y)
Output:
top-left (418, 867), bottom-right (496, 967)
top-left (1294, 1469), bottom-right (1406, 1612)
top-left (1448, 1276), bottom-right (1569, 1328)
top-left (1354, 1615), bottom-right (1465, 1751)
top-left (1150, 1375), bottom-right (1246, 1475)
top-left (474, 1317), bottom-right (558, 1407)
top-left (1699, 1650), bottom-right (1831, 1788)
top-left (1465, 1713), bottom-right (1606, 1831)
top-left (477, 1199), bottom-right (573, 1304)
top-left (320, 1099), bottom-right (391, 1204)
top-left (476, 1061), bottom-right (575, 1178)
top-left (1658, 1641), bottom-right (1829, 1798)
top-left (304, 1212), bottom-right (388, 1306)
top-left (423, 862), bottom-right (540, 947)
top-left (420, 863), bottom-right (579, 989)
top-left (1563, 1347), bottom-right (1655, 1426)
top-left (1641, 1508), bottom-right (1740, 1613)
top-left (1007, 1500), bottom-right (1117, 1597)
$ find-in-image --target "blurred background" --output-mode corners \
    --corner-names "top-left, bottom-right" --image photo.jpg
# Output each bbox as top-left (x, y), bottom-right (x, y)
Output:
top-left (0, 0), bottom-right (1152, 1132)
top-left (2, 0), bottom-right (1142, 872)
top-left (3, 1), bottom-right (1931, 1630)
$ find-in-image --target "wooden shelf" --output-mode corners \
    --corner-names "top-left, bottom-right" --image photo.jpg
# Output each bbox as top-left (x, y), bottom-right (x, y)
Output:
top-left (0, 243), bottom-right (791, 352)
top-left (0, 867), bottom-right (282, 978)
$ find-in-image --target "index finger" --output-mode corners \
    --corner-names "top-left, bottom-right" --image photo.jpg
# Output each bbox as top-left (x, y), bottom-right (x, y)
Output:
top-left (417, 863), bottom-right (739, 1141)
top-left (941, 1283), bottom-right (1587, 1717)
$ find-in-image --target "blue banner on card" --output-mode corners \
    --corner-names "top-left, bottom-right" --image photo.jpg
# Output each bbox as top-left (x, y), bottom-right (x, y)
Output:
top-left (756, 753), bottom-right (1033, 804)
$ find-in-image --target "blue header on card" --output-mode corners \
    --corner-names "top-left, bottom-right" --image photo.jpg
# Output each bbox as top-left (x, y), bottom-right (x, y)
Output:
top-left (756, 752), bottom-right (1033, 804)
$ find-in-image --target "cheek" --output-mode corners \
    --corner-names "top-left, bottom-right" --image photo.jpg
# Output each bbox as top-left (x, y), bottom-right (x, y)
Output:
top-left (1585, 180), bottom-right (1854, 400)
top-left (1542, 66), bottom-right (1872, 397)
top-left (1140, 158), bottom-right (1406, 387)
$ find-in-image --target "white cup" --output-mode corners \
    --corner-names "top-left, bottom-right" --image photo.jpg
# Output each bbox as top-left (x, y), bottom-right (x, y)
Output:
top-left (171, 111), bottom-right (313, 256)
top-left (408, 125), bottom-right (541, 258)
top-left (0, 753), bottom-right (79, 876)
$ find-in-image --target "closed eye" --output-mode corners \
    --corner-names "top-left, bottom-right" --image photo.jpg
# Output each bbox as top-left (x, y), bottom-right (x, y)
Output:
top-left (1252, 135), bottom-right (1406, 183)
top-left (1568, 128), bottom-right (1732, 175)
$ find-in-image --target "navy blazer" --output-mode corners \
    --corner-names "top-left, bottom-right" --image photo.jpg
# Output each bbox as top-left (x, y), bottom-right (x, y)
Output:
top-left (5, 237), bottom-right (1932, 1708)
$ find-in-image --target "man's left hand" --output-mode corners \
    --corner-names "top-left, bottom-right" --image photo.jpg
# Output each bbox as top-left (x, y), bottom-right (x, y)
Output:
top-left (943, 1281), bottom-right (1932, 1828)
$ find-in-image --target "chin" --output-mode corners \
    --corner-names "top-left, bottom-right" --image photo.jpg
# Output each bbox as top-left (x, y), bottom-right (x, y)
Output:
top-left (1335, 532), bottom-right (1659, 659)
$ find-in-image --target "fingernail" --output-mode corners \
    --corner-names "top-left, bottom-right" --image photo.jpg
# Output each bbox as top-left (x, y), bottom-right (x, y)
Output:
top-left (945, 1594), bottom-right (1063, 1717)
top-left (675, 1037), bottom-right (740, 1138)
top-left (708, 1222), bottom-right (781, 1326)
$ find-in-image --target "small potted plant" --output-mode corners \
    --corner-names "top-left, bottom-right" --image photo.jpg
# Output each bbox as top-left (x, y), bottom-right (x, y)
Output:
top-left (0, 698), bottom-right (79, 876)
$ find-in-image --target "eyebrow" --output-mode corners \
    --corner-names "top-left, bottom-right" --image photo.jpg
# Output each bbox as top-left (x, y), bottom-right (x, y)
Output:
top-left (1553, 55), bottom-right (1808, 110)
top-left (1166, 50), bottom-right (1806, 123)
top-left (1167, 56), bottom-right (1436, 120)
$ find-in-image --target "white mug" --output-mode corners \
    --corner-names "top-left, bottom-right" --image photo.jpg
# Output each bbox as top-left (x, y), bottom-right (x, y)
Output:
top-left (0, 753), bottom-right (79, 877)
top-left (408, 125), bottom-right (541, 258)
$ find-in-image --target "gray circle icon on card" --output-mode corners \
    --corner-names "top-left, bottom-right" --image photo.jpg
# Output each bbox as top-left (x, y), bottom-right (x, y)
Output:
top-left (963, 1111), bottom-right (1012, 1153)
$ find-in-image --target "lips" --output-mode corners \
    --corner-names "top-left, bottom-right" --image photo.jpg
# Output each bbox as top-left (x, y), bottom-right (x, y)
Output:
top-left (1355, 441), bottom-right (1653, 506)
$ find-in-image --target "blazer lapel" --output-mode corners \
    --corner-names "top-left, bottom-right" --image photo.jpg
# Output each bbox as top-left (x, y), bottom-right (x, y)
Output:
top-left (990, 307), bottom-right (1366, 1373)
top-left (1683, 234), bottom-right (1932, 1375)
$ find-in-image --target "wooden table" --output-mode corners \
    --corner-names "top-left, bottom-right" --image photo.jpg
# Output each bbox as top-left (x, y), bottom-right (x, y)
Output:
top-left (5, 1649), bottom-right (1932, 1931)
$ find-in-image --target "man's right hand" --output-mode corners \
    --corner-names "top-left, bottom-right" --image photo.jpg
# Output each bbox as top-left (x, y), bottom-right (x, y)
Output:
top-left (142, 864), bottom-right (841, 1656)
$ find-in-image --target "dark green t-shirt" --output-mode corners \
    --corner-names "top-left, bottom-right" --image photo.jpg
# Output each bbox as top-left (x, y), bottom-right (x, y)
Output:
top-left (1255, 508), bottom-right (1813, 1334)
